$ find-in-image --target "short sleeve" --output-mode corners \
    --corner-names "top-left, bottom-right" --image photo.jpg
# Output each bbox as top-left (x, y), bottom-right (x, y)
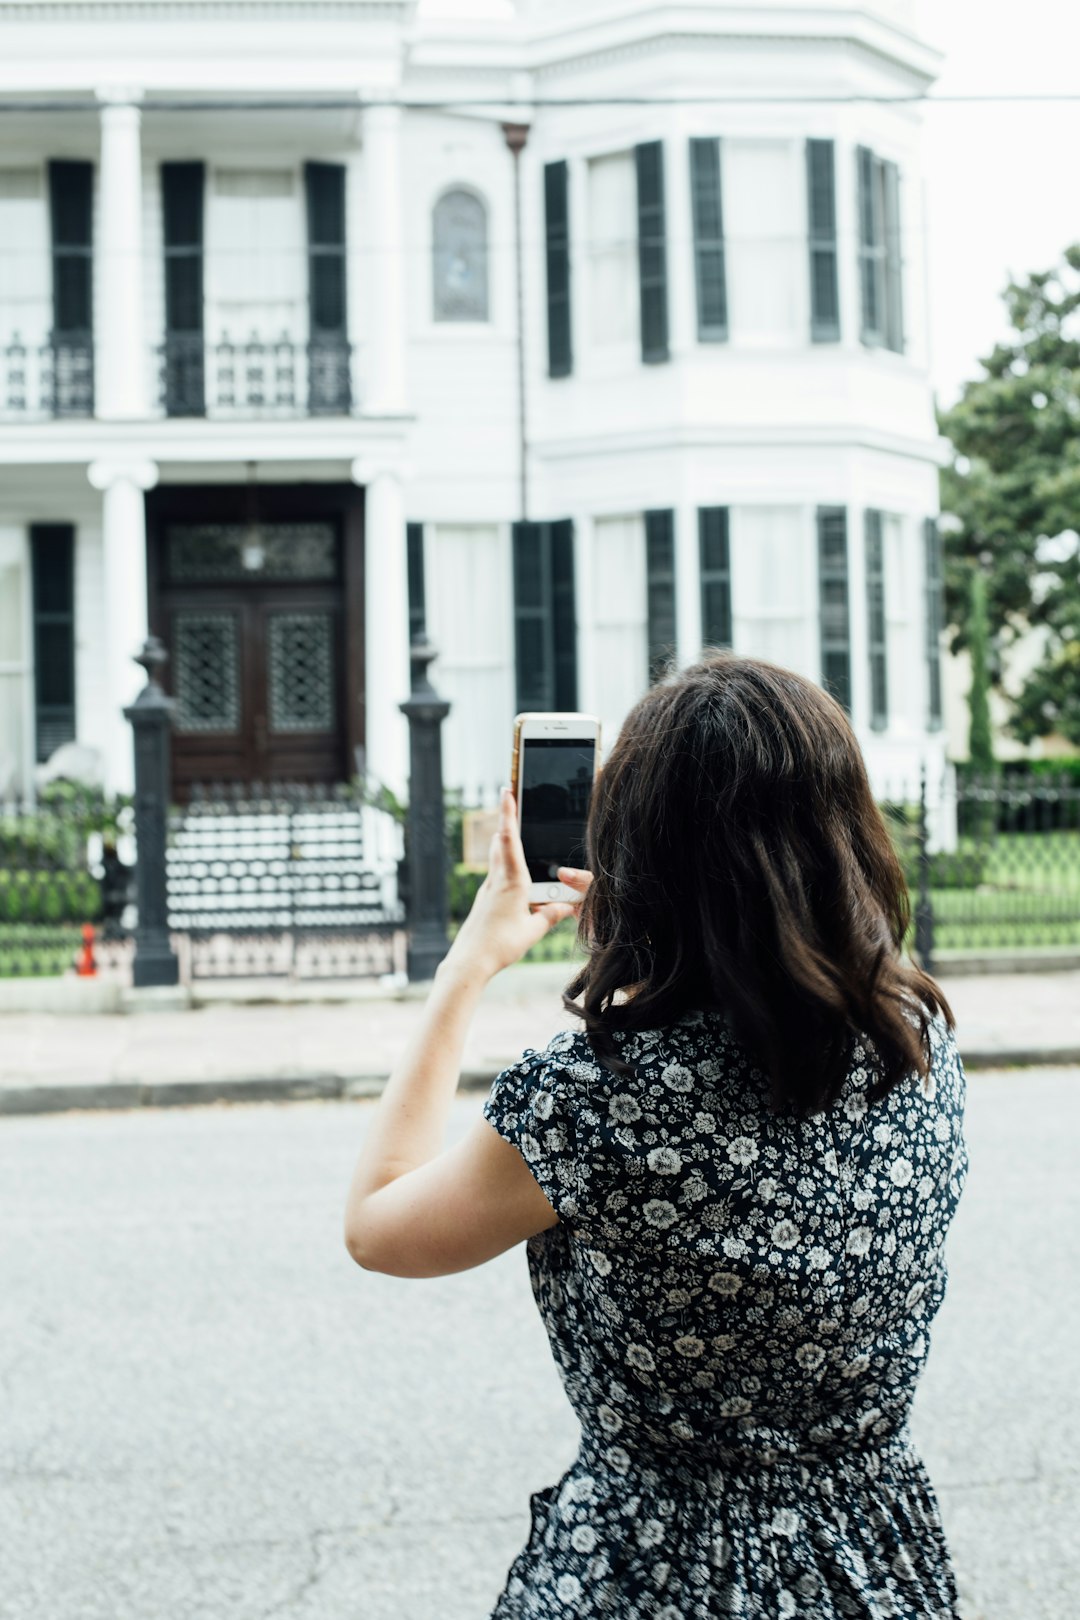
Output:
top-left (482, 1032), bottom-right (587, 1223)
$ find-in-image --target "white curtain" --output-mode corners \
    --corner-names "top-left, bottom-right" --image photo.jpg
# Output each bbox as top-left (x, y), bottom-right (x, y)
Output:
top-left (592, 514), bottom-right (648, 750)
top-left (588, 153), bottom-right (638, 347)
top-left (0, 527), bottom-right (27, 793)
top-left (205, 169), bottom-right (305, 349)
top-left (427, 525), bottom-right (514, 800)
top-left (883, 512), bottom-right (913, 731)
top-left (0, 170), bottom-right (51, 417)
top-left (731, 506), bottom-right (816, 677)
top-left (725, 140), bottom-right (804, 345)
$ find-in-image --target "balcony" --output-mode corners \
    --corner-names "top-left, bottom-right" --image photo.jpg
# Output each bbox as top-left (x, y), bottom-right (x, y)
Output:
top-left (0, 333), bottom-right (94, 420)
top-left (157, 332), bottom-right (355, 419)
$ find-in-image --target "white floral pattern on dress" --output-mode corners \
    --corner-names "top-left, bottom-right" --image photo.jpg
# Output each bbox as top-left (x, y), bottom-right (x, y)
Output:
top-left (483, 1005), bottom-right (969, 1619)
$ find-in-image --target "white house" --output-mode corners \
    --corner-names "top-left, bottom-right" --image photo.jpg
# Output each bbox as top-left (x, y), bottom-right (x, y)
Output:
top-left (0, 0), bottom-right (949, 808)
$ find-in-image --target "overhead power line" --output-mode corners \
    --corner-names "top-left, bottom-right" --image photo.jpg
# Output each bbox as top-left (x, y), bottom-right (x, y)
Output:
top-left (0, 92), bottom-right (1078, 114)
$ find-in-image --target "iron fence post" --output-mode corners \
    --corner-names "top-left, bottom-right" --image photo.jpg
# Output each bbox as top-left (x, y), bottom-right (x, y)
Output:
top-left (914, 762), bottom-right (935, 976)
top-left (400, 636), bottom-right (451, 982)
top-left (123, 637), bottom-right (180, 988)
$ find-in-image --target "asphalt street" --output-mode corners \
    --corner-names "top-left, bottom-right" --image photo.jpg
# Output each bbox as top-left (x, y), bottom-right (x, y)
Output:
top-left (0, 1067), bottom-right (1077, 1620)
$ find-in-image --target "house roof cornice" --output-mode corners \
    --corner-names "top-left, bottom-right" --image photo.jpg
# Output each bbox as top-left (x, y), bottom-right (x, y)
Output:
top-left (0, 0), bottom-right (414, 18)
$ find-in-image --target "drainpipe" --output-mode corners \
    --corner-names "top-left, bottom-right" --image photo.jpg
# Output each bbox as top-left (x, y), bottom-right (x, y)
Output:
top-left (502, 122), bottom-right (530, 524)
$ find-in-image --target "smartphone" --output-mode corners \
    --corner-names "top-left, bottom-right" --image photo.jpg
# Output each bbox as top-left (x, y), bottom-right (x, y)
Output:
top-left (510, 712), bottom-right (602, 903)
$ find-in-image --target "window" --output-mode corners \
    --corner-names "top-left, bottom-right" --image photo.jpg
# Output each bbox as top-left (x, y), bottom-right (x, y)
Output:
top-left (512, 521), bottom-right (576, 711)
top-left (432, 188), bottom-right (489, 322)
top-left (806, 139), bottom-right (840, 342)
top-left (30, 525), bottom-right (75, 762)
top-left (645, 509), bottom-right (677, 679)
top-left (593, 515), bottom-right (647, 742)
top-left (725, 140), bottom-right (802, 346)
top-left (161, 161), bottom-right (206, 416)
top-left (0, 530), bottom-right (28, 791)
top-left (47, 161), bottom-right (94, 415)
top-left (427, 525), bottom-right (512, 795)
top-left (689, 138), bottom-right (727, 342)
top-left (817, 506), bottom-right (851, 712)
top-left (699, 507), bottom-right (732, 649)
top-left (924, 517), bottom-right (944, 730)
top-left (544, 161), bottom-right (572, 377)
top-left (588, 153), bottom-right (638, 347)
top-left (407, 522), bottom-right (426, 644)
top-left (856, 147), bottom-right (903, 352)
top-left (865, 509), bottom-right (888, 730)
top-left (304, 161), bottom-right (350, 412)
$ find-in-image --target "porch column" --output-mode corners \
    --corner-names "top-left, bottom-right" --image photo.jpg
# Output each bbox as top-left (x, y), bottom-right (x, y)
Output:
top-left (88, 459), bottom-right (158, 794)
top-left (362, 103), bottom-right (406, 414)
top-left (353, 459), bottom-right (410, 799)
top-left (96, 89), bottom-right (147, 419)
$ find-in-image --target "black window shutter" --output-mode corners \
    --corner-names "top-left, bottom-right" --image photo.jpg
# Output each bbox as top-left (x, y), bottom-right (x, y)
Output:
top-left (513, 521), bottom-right (577, 711)
top-left (865, 509), bottom-right (888, 730)
top-left (645, 509), bottom-right (677, 682)
top-left (856, 145), bottom-right (887, 347)
top-left (924, 517), bottom-right (944, 730)
top-left (513, 521), bottom-right (553, 711)
top-left (406, 522), bottom-right (426, 643)
top-left (883, 160), bottom-right (904, 353)
top-left (30, 524), bottom-right (76, 763)
top-left (635, 141), bottom-right (670, 364)
top-left (689, 137), bottom-right (727, 342)
top-left (161, 161), bottom-right (205, 416)
top-left (304, 161), bottom-right (351, 414)
top-left (806, 140), bottom-right (840, 342)
top-left (817, 506), bottom-right (851, 713)
top-left (47, 161), bottom-right (94, 416)
top-left (699, 507), bottom-right (732, 650)
top-left (544, 161), bottom-right (572, 378)
top-left (550, 519), bottom-right (578, 710)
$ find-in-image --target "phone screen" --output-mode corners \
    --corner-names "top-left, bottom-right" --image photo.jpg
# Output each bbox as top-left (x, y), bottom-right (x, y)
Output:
top-left (519, 737), bottom-right (596, 883)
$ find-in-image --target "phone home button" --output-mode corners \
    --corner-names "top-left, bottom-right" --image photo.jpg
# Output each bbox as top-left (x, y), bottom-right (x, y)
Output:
top-left (546, 884), bottom-right (563, 900)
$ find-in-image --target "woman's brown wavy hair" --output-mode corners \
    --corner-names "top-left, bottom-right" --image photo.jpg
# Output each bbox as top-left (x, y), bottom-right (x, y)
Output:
top-left (565, 652), bottom-right (954, 1117)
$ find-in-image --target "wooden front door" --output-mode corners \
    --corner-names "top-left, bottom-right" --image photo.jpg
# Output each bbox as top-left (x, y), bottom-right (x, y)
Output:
top-left (147, 485), bottom-right (365, 797)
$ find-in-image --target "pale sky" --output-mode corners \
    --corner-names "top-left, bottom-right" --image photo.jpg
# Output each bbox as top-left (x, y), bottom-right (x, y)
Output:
top-left (919, 0), bottom-right (1080, 409)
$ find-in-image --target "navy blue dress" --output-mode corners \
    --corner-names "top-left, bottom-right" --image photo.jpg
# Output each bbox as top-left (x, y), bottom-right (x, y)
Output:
top-left (483, 1006), bottom-right (968, 1619)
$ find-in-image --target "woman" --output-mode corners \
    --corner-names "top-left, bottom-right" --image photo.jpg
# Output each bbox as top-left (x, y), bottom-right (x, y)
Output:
top-left (344, 653), bottom-right (969, 1619)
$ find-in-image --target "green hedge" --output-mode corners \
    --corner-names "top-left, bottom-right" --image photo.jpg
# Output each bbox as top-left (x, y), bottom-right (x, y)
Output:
top-left (0, 925), bottom-right (83, 978)
top-left (0, 869), bottom-right (102, 924)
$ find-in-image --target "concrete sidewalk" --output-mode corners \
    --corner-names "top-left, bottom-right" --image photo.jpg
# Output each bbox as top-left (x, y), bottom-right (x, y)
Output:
top-left (1, 962), bottom-right (1078, 1116)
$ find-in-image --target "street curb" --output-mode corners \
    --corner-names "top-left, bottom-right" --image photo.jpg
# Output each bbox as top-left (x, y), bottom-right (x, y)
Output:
top-left (1, 1053), bottom-right (1078, 1117)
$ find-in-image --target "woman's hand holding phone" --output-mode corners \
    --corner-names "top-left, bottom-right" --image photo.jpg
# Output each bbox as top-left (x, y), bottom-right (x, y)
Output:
top-left (439, 789), bottom-right (591, 985)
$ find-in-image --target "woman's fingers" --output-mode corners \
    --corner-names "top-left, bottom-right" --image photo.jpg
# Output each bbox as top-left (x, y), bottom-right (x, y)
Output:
top-left (530, 901), bottom-right (577, 931)
top-left (556, 866), bottom-right (593, 896)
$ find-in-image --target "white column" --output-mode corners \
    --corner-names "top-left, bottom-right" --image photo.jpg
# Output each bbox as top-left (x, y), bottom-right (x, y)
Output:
top-left (88, 460), bottom-right (158, 794)
top-left (354, 461), bottom-right (410, 798)
top-left (96, 90), bottom-right (146, 418)
top-left (675, 500), bottom-right (702, 667)
top-left (362, 104), bottom-right (406, 414)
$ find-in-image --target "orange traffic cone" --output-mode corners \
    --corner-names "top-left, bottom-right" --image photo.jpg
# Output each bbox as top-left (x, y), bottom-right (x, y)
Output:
top-left (75, 922), bottom-right (97, 977)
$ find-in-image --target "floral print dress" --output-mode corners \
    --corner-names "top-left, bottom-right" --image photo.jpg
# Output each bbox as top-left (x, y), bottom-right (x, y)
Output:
top-left (482, 1006), bottom-right (969, 1620)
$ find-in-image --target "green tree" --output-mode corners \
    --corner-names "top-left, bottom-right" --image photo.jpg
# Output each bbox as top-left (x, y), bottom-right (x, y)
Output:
top-left (938, 243), bottom-right (1080, 746)
top-left (966, 567), bottom-right (995, 771)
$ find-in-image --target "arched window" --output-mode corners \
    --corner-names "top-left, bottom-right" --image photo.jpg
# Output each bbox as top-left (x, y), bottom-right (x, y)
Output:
top-left (432, 188), bottom-right (489, 322)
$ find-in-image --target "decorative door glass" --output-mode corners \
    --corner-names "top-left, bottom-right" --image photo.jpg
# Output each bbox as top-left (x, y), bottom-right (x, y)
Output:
top-left (174, 611), bottom-right (241, 733)
top-left (267, 611), bottom-right (335, 732)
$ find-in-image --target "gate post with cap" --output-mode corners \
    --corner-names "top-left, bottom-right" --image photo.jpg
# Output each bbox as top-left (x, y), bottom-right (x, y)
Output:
top-left (399, 635), bottom-right (451, 982)
top-left (124, 637), bottom-right (180, 988)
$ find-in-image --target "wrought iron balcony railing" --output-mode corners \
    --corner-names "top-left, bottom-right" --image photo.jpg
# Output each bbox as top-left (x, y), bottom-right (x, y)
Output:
top-left (157, 332), bottom-right (354, 419)
top-left (0, 332), bottom-right (94, 420)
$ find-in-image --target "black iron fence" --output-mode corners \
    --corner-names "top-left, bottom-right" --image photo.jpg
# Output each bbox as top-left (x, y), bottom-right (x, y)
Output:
top-left (166, 780), bottom-right (405, 981)
top-left (157, 332), bottom-right (354, 418)
top-left (1, 332), bottom-right (94, 419)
